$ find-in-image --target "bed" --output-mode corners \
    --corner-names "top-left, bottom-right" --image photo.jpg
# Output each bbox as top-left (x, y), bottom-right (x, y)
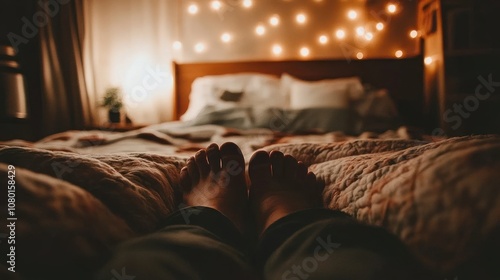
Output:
top-left (1, 57), bottom-right (499, 280)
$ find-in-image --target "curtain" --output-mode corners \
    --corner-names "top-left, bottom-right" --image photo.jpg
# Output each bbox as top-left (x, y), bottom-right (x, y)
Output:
top-left (83, 0), bottom-right (178, 124)
top-left (40, 0), bottom-right (95, 135)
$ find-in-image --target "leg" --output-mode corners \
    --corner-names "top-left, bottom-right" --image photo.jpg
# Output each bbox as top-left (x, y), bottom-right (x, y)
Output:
top-left (249, 151), bottom-right (428, 280)
top-left (95, 143), bottom-right (254, 280)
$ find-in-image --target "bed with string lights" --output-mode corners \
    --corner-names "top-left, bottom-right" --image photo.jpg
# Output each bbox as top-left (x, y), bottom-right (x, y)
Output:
top-left (1, 57), bottom-right (500, 279)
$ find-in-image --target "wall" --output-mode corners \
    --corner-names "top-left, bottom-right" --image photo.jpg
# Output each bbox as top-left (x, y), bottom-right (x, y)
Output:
top-left (175, 0), bottom-right (420, 62)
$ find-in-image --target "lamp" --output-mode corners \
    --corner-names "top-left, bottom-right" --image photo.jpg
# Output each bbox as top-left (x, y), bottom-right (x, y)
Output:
top-left (0, 45), bottom-right (28, 119)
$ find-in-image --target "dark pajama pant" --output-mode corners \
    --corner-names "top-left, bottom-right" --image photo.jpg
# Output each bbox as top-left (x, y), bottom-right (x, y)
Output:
top-left (95, 207), bottom-right (425, 280)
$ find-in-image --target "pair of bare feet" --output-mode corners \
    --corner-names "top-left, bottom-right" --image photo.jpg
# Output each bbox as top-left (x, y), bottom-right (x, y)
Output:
top-left (180, 142), bottom-right (323, 235)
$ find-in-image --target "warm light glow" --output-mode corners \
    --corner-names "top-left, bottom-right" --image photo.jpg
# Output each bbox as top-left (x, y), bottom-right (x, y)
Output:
top-left (172, 41), bottom-right (182, 50)
top-left (221, 32), bottom-right (232, 43)
top-left (296, 13), bottom-right (307, 24)
top-left (272, 44), bottom-right (283, 56)
top-left (255, 24), bottom-right (266, 36)
top-left (364, 32), bottom-right (374, 41)
top-left (210, 1), bottom-right (222, 11)
top-left (242, 0), bottom-right (253, 8)
top-left (410, 30), bottom-right (419, 38)
top-left (194, 42), bottom-right (206, 53)
top-left (356, 26), bottom-right (365, 36)
top-left (318, 35), bottom-right (328, 44)
top-left (376, 22), bottom-right (384, 31)
top-left (335, 29), bottom-right (346, 40)
top-left (387, 3), bottom-right (397, 14)
top-left (347, 10), bottom-right (358, 20)
top-left (424, 56), bottom-right (433, 65)
top-left (300, 47), bottom-right (310, 57)
top-left (269, 15), bottom-right (280, 26)
top-left (188, 4), bottom-right (199, 14)
top-left (395, 50), bottom-right (404, 58)
top-left (356, 52), bottom-right (364, 60)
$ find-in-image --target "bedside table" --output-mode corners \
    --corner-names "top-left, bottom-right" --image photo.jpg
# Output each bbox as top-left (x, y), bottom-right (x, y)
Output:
top-left (86, 123), bottom-right (147, 132)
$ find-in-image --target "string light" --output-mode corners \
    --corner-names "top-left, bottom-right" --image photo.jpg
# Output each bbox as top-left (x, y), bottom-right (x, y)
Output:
top-left (221, 32), bottom-right (232, 43)
top-left (194, 42), bottom-right (206, 53)
top-left (335, 29), bottom-right (346, 40)
top-left (269, 15), bottom-right (280, 26)
top-left (347, 10), bottom-right (358, 20)
top-left (424, 57), bottom-right (433, 65)
top-left (376, 22), bottom-right (384, 31)
top-left (296, 13), bottom-right (307, 24)
top-left (187, 4), bottom-right (198, 14)
top-left (409, 30), bottom-right (418, 38)
top-left (255, 24), bottom-right (266, 36)
top-left (356, 26), bottom-right (365, 36)
top-left (172, 41), bottom-right (182, 50)
top-left (300, 47), bottom-right (310, 57)
top-left (272, 44), bottom-right (283, 56)
top-left (318, 35), bottom-right (328, 44)
top-left (387, 3), bottom-right (397, 14)
top-left (364, 32), bottom-right (374, 41)
top-left (210, 1), bottom-right (222, 11)
top-left (356, 52), bottom-right (364, 59)
top-left (242, 0), bottom-right (253, 8)
top-left (395, 50), bottom-right (403, 58)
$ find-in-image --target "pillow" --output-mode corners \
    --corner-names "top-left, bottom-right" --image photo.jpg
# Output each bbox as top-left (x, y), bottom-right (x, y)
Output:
top-left (219, 90), bottom-right (244, 102)
top-left (281, 73), bottom-right (365, 103)
top-left (353, 88), bottom-right (401, 133)
top-left (290, 79), bottom-right (350, 109)
top-left (180, 73), bottom-right (282, 121)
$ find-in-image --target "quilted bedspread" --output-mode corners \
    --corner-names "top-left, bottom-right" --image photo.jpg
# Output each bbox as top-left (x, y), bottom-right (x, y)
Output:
top-left (1, 132), bottom-right (499, 279)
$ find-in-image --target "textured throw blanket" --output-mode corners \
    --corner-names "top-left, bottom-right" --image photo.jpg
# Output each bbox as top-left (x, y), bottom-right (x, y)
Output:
top-left (1, 135), bottom-right (499, 279)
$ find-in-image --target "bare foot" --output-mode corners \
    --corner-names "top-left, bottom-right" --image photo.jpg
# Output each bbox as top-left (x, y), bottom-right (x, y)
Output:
top-left (249, 150), bottom-right (324, 235)
top-left (180, 142), bottom-right (248, 232)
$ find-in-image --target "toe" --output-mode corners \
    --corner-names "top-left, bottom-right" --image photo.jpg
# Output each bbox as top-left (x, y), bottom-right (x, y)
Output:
top-left (249, 151), bottom-right (271, 185)
top-left (220, 142), bottom-right (245, 182)
top-left (296, 161), bottom-right (308, 182)
top-left (195, 150), bottom-right (210, 179)
top-left (306, 172), bottom-right (316, 186)
top-left (270, 151), bottom-right (285, 179)
top-left (206, 143), bottom-right (221, 173)
top-left (180, 166), bottom-right (192, 191)
top-left (283, 155), bottom-right (298, 182)
top-left (187, 157), bottom-right (200, 185)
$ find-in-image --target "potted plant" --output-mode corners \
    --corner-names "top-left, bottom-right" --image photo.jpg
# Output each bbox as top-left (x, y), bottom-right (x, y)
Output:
top-left (101, 87), bottom-right (123, 123)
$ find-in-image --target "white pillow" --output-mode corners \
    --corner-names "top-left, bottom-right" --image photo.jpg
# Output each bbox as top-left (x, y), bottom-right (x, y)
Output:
top-left (281, 73), bottom-right (365, 104)
top-left (290, 79), bottom-right (350, 109)
top-left (180, 73), bottom-right (282, 121)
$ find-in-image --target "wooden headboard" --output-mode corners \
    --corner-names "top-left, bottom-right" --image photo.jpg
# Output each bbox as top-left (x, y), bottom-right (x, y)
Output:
top-left (173, 57), bottom-right (424, 127)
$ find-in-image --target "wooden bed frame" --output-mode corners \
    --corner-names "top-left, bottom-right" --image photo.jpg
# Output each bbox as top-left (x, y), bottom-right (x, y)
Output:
top-left (173, 57), bottom-right (425, 127)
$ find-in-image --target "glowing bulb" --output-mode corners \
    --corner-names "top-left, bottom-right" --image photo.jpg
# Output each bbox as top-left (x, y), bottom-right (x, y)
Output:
top-left (243, 0), bottom-right (253, 8)
top-left (272, 44), bottom-right (283, 56)
top-left (188, 4), bottom-right (199, 14)
top-left (395, 50), bottom-right (403, 58)
top-left (364, 32), bottom-right (374, 41)
top-left (410, 30), bottom-right (418, 38)
top-left (255, 24), bottom-right (266, 36)
top-left (318, 35), bottom-right (328, 44)
top-left (356, 52), bottom-right (364, 60)
top-left (269, 15), bottom-right (280, 26)
top-left (335, 29), bottom-right (346, 40)
top-left (424, 57), bottom-right (433, 65)
top-left (387, 3), bottom-right (397, 14)
top-left (221, 32), bottom-right (232, 43)
top-left (376, 22), bottom-right (384, 31)
top-left (300, 47), bottom-right (310, 57)
top-left (296, 13), bottom-right (307, 24)
top-left (211, 1), bottom-right (222, 11)
top-left (172, 41), bottom-right (182, 50)
top-left (194, 42), bottom-right (206, 53)
top-left (356, 26), bottom-right (365, 36)
top-left (347, 10), bottom-right (358, 20)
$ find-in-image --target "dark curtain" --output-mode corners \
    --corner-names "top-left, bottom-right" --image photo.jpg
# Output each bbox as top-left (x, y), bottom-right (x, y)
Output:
top-left (39, 0), bottom-right (94, 136)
